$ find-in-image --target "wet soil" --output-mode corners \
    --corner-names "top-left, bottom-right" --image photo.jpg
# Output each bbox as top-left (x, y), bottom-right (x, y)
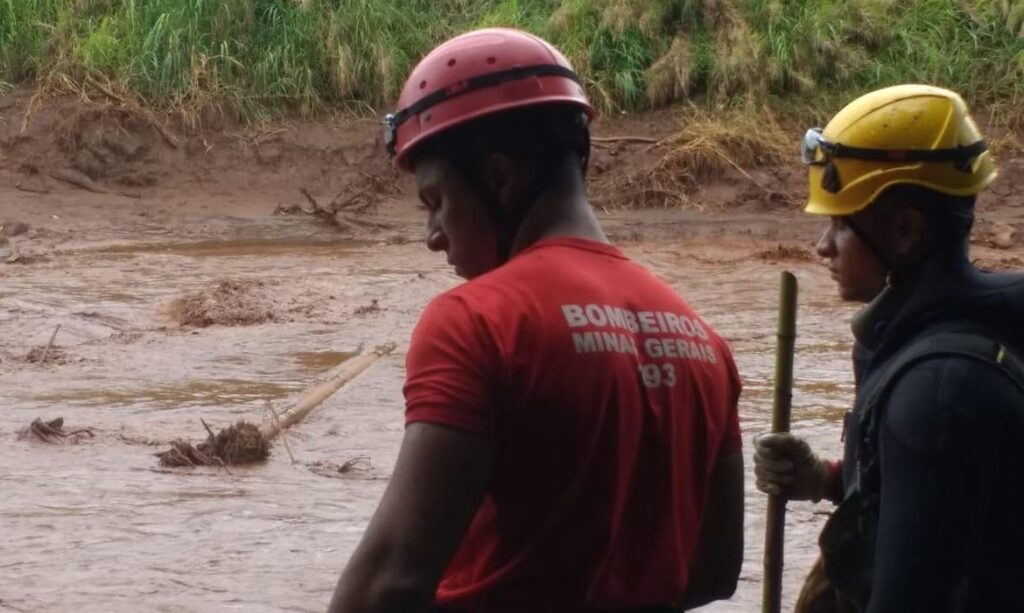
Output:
top-left (2, 91), bottom-right (1023, 612)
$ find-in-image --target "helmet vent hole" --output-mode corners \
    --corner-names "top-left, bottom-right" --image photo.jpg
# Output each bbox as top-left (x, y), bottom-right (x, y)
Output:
top-left (447, 58), bottom-right (457, 67)
top-left (487, 56), bottom-right (496, 64)
top-left (419, 80), bottom-right (427, 89)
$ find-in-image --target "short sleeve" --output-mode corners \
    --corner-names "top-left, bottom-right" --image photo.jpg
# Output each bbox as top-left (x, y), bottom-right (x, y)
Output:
top-left (403, 293), bottom-right (501, 439)
top-left (718, 347), bottom-right (743, 456)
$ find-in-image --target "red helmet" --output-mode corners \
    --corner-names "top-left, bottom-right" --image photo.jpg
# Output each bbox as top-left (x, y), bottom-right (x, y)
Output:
top-left (385, 28), bottom-right (595, 171)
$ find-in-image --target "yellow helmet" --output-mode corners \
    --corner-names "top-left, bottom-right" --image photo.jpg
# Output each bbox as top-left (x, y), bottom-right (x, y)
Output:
top-left (803, 84), bottom-right (997, 216)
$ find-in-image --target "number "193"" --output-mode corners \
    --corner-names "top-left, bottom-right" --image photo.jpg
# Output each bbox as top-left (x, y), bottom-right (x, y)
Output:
top-left (639, 362), bottom-right (677, 388)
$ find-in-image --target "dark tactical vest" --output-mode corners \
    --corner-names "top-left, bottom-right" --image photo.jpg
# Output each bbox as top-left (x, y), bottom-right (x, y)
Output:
top-left (818, 331), bottom-right (1024, 611)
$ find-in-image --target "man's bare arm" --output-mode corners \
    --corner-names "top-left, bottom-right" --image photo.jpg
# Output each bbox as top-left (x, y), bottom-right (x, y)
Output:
top-left (328, 422), bottom-right (495, 613)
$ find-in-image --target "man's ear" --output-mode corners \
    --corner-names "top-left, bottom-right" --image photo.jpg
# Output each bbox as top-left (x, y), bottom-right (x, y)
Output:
top-left (890, 205), bottom-right (928, 261)
top-left (482, 153), bottom-right (518, 211)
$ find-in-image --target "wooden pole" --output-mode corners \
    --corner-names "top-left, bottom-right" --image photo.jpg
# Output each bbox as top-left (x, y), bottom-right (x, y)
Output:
top-left (259, 343), bottom-right (395, 440)
top-left (762, 271), bottom-right (799, 613)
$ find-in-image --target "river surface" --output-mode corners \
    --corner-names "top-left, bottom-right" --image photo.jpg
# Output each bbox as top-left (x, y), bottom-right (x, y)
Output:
top-left (1, 220), bottom-right (857, 612)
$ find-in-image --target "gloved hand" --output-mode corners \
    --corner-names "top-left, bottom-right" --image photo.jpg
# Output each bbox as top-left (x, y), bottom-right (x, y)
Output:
top-left (753, 433), bottom-right (834, 502)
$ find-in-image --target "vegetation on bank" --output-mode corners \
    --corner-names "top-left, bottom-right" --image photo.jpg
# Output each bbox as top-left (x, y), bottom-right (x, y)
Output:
top-left (1, 0), bottom-right (1022, 126)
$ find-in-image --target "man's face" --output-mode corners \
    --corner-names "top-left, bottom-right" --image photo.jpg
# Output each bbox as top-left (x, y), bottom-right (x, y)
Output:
top-left (414, 156), bottom-right (500, 280)
top-left (815, 215), bottom-right (888, 303)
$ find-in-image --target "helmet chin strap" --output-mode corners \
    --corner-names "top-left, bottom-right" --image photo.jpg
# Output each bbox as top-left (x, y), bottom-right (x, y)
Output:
top-left (844, 216), bottom-right (895, 279)
top-left (452, 147), bottom-right (568, 264)
top-left (845, 214), bottom-right (942, 289)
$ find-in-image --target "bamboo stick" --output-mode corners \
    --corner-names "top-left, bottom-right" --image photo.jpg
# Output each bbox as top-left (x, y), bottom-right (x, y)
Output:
top-left (259, 343), bottom-right (395, 440)
top-left (762, 271), bottom-right (799, 613)
top-left (39, 324), bottom-right (62, 364)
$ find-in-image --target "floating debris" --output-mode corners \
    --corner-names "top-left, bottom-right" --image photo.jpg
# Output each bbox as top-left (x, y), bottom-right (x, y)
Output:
top-left (156, 344), bottom-right (396, 468)
top-left (156, 420), bottom-right (270, 467)
top-left (308, 457), bottom-right (380, 480)
top-left (353, 299), bottom-right (380, 315)
top-left (24, 324), bottom-right (65, 364)
top-left (24, 345), bottom-right (68, 364)
top-left (18, 417), bottom-right (95, 444)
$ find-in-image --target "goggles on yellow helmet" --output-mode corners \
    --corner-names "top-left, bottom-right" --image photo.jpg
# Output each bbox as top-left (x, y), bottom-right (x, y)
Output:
top-left (800, 127), bottom-right (989, 194)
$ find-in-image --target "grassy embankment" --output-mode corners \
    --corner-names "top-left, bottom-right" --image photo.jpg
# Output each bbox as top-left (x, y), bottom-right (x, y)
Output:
top-left (1, 0), bottom-right (1022, 201)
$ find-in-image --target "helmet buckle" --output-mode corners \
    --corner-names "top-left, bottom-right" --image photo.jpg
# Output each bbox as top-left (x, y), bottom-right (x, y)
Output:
top-left (383, 113), bottom-right (398, 157)
top-left (822, 161), bottom-right (842, 194)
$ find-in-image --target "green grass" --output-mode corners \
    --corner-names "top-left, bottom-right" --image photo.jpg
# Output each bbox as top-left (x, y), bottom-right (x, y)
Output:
top-left (740, 0), bottom-right (1024, 125)
top-left (1, 0), bottom-right (1022, 125)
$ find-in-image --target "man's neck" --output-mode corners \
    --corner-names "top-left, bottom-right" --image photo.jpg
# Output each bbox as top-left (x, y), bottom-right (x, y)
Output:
top-left (852, 249), bottom-right (973, 350)
top-left (508, 169), bottom-right (608, 256)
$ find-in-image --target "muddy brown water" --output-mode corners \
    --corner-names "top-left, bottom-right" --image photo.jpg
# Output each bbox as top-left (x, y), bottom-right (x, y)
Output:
top-left (1, 218), bottom-right (858, 612)
top-left (2, 89), bottom-right (1021, 612)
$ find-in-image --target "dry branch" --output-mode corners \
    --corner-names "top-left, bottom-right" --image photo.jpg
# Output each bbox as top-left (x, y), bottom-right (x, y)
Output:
top-left (39, 324), bottom-right (61, 364)
top-left (592, 136), bottom-right (661, 144)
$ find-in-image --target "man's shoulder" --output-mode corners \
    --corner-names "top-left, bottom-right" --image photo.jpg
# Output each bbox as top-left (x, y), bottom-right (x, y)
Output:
top-left (425, 240), bottom-right (707, 339)
top-left (448, 241), bottom-right (657, 299)
top-left (876, 333), bottom-right (1024, 434)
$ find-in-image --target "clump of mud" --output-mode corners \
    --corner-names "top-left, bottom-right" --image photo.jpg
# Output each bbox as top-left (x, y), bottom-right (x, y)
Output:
top-left (18, 417), bottom-right (94, 444)
top-left (756, 244), bottom-right (817, 263)
top-left (157, 420), bottom-right (270, 467)
top-left (171, 279), bottom-right (276, 327)
top-left (57, 107), bottom-right (165, 187)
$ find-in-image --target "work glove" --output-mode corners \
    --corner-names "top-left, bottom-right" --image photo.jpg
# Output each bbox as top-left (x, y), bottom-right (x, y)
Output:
top-left (753, 432), bottom-right (834, 502)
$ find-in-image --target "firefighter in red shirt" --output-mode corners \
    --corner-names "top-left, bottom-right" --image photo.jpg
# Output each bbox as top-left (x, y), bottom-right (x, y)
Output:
top-left (329, 28), bottom-right (744, 613)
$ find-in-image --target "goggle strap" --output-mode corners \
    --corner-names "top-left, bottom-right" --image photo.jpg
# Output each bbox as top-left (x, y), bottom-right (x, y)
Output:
top-left (829, 140), bottom-right (988, 164)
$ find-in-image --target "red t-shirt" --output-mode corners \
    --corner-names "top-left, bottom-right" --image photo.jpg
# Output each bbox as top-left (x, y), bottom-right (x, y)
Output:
top-left (404, 237), bottom-right (741, 612)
